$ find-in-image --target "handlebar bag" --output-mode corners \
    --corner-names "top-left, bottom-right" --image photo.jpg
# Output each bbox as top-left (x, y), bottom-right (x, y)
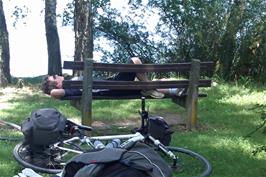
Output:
top-left (148, 116), bottom-right (173, 146)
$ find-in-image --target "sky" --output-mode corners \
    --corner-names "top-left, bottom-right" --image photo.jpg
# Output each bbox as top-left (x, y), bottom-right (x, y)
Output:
top-left (4, 0), bottom-right (74, 77)
top-left (3, 0), bottom-right (158, 77)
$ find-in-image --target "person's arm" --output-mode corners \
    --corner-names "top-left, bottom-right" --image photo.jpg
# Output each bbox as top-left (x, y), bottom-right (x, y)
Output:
top-left (50, 89), bottom-right (65, 99)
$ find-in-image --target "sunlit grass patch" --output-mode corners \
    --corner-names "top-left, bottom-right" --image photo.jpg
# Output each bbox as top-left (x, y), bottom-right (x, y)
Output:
top-left (92, 100), bottom-right (140, 120)
top-left (0, 82), bottom-right (266, 176)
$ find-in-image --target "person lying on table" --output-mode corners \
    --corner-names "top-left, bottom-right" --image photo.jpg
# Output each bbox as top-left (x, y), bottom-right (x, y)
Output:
top-left (41, 57), bottom-right (186, 99)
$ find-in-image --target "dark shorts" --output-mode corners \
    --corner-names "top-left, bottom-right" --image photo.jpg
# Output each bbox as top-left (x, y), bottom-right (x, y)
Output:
top-left (63, 58), bottom-right (140, 98)
top-left (64, 88), bottom-right (140, 97)
top-left (64, 89), bottom-right (82, 97)
top-left (107, 58), bottom-right (136, 81)
top-left (105, 58), bottom-right (139, 95)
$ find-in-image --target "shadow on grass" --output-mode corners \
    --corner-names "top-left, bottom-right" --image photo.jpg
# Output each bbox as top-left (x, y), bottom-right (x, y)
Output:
top-left (1, 93), bottom-right (78, 124)
top-left (0, 82), bottom-right (265, 176)
top-left (171, 131), bottom-right (266, 177)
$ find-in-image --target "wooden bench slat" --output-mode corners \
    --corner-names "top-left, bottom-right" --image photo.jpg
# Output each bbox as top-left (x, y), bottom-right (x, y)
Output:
top-left (63, 61), bottom-right (214, 72)
top-left (63, 79), bottom-right (212, 90)
top-left (61, 93), bottom-right (208, 100)
top-left (62, 59), bottom-right (214, 128)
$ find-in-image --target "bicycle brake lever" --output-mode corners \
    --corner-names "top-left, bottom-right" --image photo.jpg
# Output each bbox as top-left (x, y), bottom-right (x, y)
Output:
top-left (148, 135), bottom-right (178, 166)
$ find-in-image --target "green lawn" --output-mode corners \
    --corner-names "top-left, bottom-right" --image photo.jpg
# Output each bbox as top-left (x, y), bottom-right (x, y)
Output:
top-left (0, 81), bottom-right (265, 177)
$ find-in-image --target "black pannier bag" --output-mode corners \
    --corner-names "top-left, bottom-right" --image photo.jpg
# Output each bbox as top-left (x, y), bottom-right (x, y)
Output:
top-left (147, 116), bottom-right (173, 146)
top-left (21, 108), bottom-right (67, 149)
top-left (62, 142), bottom-right (173, 177)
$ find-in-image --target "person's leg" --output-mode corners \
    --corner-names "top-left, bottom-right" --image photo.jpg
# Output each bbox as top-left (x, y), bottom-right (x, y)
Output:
top-left (104, 58), bottom-right (137, 96)
top-left (157, 88), bottom-right (187, 96)
top-left (130, 57), bottom-right (149, 81)
top-left (132, 57), bottom-right (187, 97)
top-left (130, 57), bottom-right (165, 99)
top-left (111, 57), bottom-right (146, 81)
top-left (109, 58), bottom-right (136, 81)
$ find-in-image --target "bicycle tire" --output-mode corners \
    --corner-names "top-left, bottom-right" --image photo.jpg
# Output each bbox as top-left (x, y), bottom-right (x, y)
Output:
top-left (13, 143), bottom-right (212, 176)
top-left (13, 142), bottom-right (63, 174)
top-left (164, 146), bottom-right (212, 177)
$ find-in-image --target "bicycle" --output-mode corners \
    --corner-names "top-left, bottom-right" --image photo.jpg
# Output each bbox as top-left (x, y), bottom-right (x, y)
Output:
top-left (13, 97), bottom-right (212, 176)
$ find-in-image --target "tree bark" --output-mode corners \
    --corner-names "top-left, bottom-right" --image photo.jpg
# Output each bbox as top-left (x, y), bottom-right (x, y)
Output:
top-left (74, 0), bottom-right (94, 124)
top-left (219, 0), bottom-right (245, 80)
top-left (74, 0), bottom-right (93, 62)
top-left (83, 0), bottom-right (93, 59)
top-left (45, 0), bottom-right (62, 76)
top-left (0, 0), bottom-right (11, 87)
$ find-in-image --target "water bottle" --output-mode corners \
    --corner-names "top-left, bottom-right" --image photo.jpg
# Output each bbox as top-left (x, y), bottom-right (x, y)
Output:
top-left (105, 139), bottom-right (121, 148)
top-left (94, 140), bottom-right (105, 149)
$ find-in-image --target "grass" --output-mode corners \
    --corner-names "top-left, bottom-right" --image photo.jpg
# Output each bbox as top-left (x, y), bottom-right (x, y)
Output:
top-left (0, 80), bottom-right (266, 177)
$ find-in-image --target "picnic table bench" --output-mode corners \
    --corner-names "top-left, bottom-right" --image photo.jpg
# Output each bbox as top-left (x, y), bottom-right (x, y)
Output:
top-left (62, 59), bottom-right (214, 129)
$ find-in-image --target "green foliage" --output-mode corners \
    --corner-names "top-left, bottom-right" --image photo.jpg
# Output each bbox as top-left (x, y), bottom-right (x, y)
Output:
top-left (11, 5), bottom-right (29, 28)
top-left (245, 104), bottom-right (266, 155)
top-left (62, 0), bottom-right (74, 26)
top-left (92, 0), bottom-right (266, 81)
top-left (5, 0), bottom-right (266, 81)
top-left (11, 76), bottom-right (44, 85)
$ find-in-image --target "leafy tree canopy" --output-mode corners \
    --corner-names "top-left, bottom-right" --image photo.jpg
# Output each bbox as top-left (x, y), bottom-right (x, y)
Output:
top-left (7, 0), bottom-right (266, 81)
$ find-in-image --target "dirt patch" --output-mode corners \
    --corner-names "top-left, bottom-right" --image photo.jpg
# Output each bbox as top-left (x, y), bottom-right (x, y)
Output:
top-left (92, 117), bottom-right (141, 130)
top-left (90, 112), bottom-right (211, 133)
top-left (91, 112), bottom-right (186, 132)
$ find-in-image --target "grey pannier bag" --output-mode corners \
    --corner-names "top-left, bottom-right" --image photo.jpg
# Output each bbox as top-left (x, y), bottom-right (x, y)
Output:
top-left (21, 108), bottom-right (67, 150)
top-left (62, 142), bottom-right (173, 177)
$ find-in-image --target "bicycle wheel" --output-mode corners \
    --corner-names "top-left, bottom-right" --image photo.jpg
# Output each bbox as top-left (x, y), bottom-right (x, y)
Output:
top-left (162, 146), bottom-right (212, 177)
top-left (13, 142), bottom-right (64, 174)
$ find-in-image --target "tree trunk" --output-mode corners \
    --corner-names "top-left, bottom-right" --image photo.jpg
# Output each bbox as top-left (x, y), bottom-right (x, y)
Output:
top-left (74, 0), bottom-right (93, 62)
top-left (45, 0), bottom-right (62, 76)
top-left (0, 0), bottom-right (11, 87)
top-left (219, 0), bottom-right (245, 80)
top-left (83, 0), bottom-right (93, 59)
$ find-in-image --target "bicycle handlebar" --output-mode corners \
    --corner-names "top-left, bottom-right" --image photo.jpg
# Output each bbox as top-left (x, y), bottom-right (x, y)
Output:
top-left (67, 120), bottom-right (93, 134)
top-left (141, 97), bottom-right (145, 111)
top-left (76, 124), bottom-right (93, 131)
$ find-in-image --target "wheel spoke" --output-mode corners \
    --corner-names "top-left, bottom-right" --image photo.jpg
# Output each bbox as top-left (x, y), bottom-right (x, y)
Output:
top-left (13, 143), bottom-right (63, 174)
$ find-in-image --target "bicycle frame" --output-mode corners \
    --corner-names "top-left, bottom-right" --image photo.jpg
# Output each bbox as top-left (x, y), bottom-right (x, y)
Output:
top-left (13, 97), bottom-right (212, 176)
top-left (53, 131), bottom-right (178, 168)
top-left (53, 132), bottom-right (145, 154)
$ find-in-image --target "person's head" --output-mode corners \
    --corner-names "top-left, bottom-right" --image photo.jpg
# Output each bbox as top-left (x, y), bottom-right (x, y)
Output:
top-left (41, 75), bottom-right (64, 94)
